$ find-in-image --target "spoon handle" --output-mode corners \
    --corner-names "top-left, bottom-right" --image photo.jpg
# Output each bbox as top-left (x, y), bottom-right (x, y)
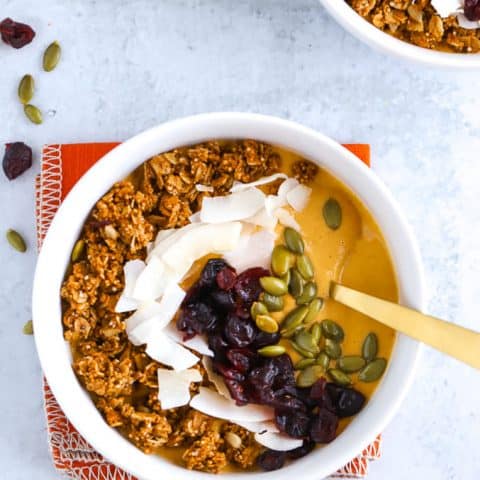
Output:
top-left (331, 283), bottom-right (480, 370)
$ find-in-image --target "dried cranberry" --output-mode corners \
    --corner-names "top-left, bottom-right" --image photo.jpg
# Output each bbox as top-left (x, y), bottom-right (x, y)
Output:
top-left (275, 410), bottom-right (311, 438)
top-left (224, 314), bottom-right (256, 348)
top-left (224, 378), bottom-right (249, 406)
top-left (248, 363), bottom-right (277, 390)
top-left (269, 354), bottom-right (296, 388)
top-left (216, 266), bottom-right (236, 290)
top-left (464, 0), bottom-right (480, 21)
top-left (209, 289), bottom-right (236, 312)
top-left (288, 440), bottom-right (316, 459)
top-left (199, 259), bottom-right (230, 290)
top-left (2, 142), bottom-right (32, 180)
top-left (257, 450), bottom-right (286, 471)
top-left (252, 330), bottom-right (281, 348)
top-left (213, 361), bottom-right (245, 382)
top-left (208, 332), bottom-right (228, 358)
top-left (177, 302), bottom-right (219, 339)
top-left (271, 394), bottom-right (307, 412)
top-left (226, 348), bottom-right (256, 374)
top-left (234, 267), bottom-right (269, 305)
top-left (325, 383), bottom-right (365, 418)
top-left (310, 408), bottom-right (339, 443)
top-left (0, 18), bottom-right (35, 49)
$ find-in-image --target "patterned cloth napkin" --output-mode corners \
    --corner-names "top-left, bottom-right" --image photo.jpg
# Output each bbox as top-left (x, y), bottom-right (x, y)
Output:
top-left (35, 142), bottom-right (381, 480)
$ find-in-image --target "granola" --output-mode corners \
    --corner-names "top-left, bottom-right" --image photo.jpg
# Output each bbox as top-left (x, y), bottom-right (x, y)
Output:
top-left (347, 0), bottom-right (480, 53)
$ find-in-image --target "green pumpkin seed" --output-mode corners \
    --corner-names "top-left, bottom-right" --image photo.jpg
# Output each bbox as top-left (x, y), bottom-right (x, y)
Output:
top-left (258, 345), bottom-right (286, 357)
top-left (289, 268), bottom-right (304, 297)
top-left (362, 333), bottom-right (378, 362)
top-left (23, 320), bottom-right (34, 335)
top-left (281, 269), bottom-right (291, 286)
top-left (24, 104), bottom-right (43, 124)
top-left (323, 198), bottom-right (342, 230)
top-left (328, 368), bottom-right (351, 386)
top-left (316, 352), bottom-right (330, 370)
top-left (251, 301), bottom-right (268, 319)
top-left (281, 305), bottom-right (308, 331)
top-left (297, 254), bottom-right (314, 279)
top-left (281, 325), bottom-right (303, 338)
top-left (43, 41), bottom-right (62, 72)
top-left (284, 227), bottom-right (304, 254)
top-left (255, 314), bottom-right (279, 334)
top-left (296, 282), bottom-right (318, 305)
top-left (71, 239), bottom-right (85, 262)
top-left (310, 322), bottom-right (322, 344)
top-left (297, 365), bottom-right (324, 387)
top-left (260, 276), bottom-right (288, 296)
top-left (262, 293), bottom-right (284, 312)
top-left (295, 358), bottom-right (316, 370)
top-left (358, 358), bottom-right (387, 382)
top-left (324, 339), bottom-right (342, 359)
top-left (18, 74), bottom-right (34, 104)
top-left (337, 356), bottom-right (366, 373)
top-left (321, 319), bottom-right (345, 342)
top-left (6, 229), bottom-right (26, 252)
top-left (290, 340), bottom-right (315, 358)
top-left (271, 245), bottom-right (294, 276)
top-left (304, 298), bottom-right (324, 324)
top-left (295, 330), bottom-right (319, 354)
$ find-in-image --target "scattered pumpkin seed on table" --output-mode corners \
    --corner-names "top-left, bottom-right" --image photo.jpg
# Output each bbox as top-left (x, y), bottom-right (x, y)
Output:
top-left (43, 41), bottom-right (62, 72)
top-left (271, 245), bottom-right (294, 276)
top-left (323, 198), bottom-right (342, 230)
top-left (23, 320), bottom-right (34, 335)
top-left (6, 229), bottom-right (26, 252)
top-left (258, 345), bottom-right (286, 357)
top-left (24, 104), bottom-right (43, 124)
top-left (18, 74), bottom-right (34, 104)
top-left (362, 332), bottom-right (378, 362)
top-left (358, 358), bottom-right (387, 382)
top-left (260, 276), bottom-right (288, 296)
top-left (337, 355), bottom-right (366, 373)
top-left (262, 292), bottom-right (284, 312)
top-left (255, 314), bottom-right (279, 334)
top-left (284, 227), bottom-right (304, 254)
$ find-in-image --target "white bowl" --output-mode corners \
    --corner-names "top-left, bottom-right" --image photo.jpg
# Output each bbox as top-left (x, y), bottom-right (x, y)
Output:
top-left (319, 0), bottom-right (480, 68)
top-left (33, 113), bottom-right (424, 480)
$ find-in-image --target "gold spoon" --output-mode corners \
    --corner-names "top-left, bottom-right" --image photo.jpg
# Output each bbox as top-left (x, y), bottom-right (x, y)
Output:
top-left (330, 283), bottom-right (480, 370)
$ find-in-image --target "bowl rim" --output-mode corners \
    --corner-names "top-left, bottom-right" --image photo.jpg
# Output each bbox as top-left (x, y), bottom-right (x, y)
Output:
top-left (319, 0), bottom-right (480, 69)
top-left (33, 112), bottom-right (425, 480)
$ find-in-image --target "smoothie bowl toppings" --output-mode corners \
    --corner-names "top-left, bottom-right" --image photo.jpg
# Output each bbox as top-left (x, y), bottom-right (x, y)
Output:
top-left (61, 140), bottom-right (397, 473)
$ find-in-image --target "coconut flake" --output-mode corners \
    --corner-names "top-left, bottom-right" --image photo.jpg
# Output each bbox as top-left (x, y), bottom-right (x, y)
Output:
top-left (275, 208), bottom-right (301, 230)
top-left (157, 368), bottom-right (202, 409)
top-left (202, 357), bottom-right (232, 398)
top-left (131, 256), bottom-right (168, 301)
top-left (230, 173), bottom-right (288, 193)
top-left (125, 301), bottom-right (164, 339)
top-left (196, 184), bottom-right (214, 193)
top-left (146, 331), bottom-right (199, 370)
top-left (165, 323), bottom-right (214, 357)
top-left (431, 0), bottom-right (461, 18)
top-left (154, 228), bottom-right (177, 247)
top-left (200, 189), bottom-right (265, 223)
top-left (244, 207), bottom-right (278, 231)
top-left (224, 230), bottom-right (275, 272)
top-left (254, 432), bottom-right (303, 451)
top-left (115, 260), bottom-right (145, 313)
top-left (190, 387), bottom-right (274, 422)
top-left (286, 184), bottom-right (311, 212)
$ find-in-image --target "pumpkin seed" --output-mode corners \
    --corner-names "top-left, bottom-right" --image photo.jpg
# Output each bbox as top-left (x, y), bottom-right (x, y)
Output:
top-left (290, 341), bottom-right (315, 358)
top-left (295, 330), bottom-right (319, 354)
top-left (337, 356), bottom-right (366, 373)
top-left (358, 358), bottom-right (387, 382)
top-left (6, 229), bottom-right (26, 252)
top-left (24, 104), bottom-right (43, 124)
top-left (324, 339), bottom-right (342, 359)
top-left (321, 319), bottom-right (345, 342)
top-left (289, 268), bottom-right (304, 297)
top-left (328, 368), bottom-right (351, 386)
top-left (262, 293), bottom-right (284, 312)
top-left (255, 314), bottom-right (279, 334)
top-left (296, 282), bottom-right (318, 305)
top-left (304, 298), bottom-right (324, 324)
top-left (43, 41), bottom-right (62, 72)
top-left (310, 323), bottom-right (322, 344)
top-left (281, 305), bottom-right (308, 331)
top-left (323, 198), bottom-right (342, 230)
top-left (258, 345), bottom-right (286, 357)
top-left (251, 301), bottom-right (268, 319)
top-left (18, 74), bottom-right (34, 104)
top-left (260, 276), bottom-right (288, 296)
top-left (71, 239), bottom-right (85, 262)
top-left (284, 227), bottom-right (304, 254)
top-left (362, 332), bottom-right (378, 362)
top-left (295, 358), bottom-right (315, 370)
top-left (225, 431), bottom-right (242, 449)
top-left (297, 365), bottom-right (324, 387)
top-left (281, 269), bottom-right (291, 286)
top-left (281, 325), bottom-right (303, 338)
top-left (23, 320), bottom-right (34, 335)
top-left (316, 352), bottom-right (330, 370)
top-left (297, 254), bottom-right (314, 279)
top-left (271, 245), bottom-right (294, 276)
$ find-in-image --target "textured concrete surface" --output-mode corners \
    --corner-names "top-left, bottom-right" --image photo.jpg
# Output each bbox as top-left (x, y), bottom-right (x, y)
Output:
top-left (0, 1), bottom-right (479, 479)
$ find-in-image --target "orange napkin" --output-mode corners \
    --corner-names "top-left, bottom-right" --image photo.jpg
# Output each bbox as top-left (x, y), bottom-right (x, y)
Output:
top-left (35, 142), bottom-right (380, 480)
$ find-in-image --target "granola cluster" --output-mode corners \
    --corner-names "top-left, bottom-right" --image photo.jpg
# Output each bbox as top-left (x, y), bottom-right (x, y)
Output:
top-left (60, 140), bottom-right (316, 473)
top-left (347, 0), bottom-right (480, 53)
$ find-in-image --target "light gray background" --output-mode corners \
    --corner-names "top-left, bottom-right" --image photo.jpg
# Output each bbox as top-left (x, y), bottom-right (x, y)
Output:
top-left (1, 1), bottom-right (479, 479)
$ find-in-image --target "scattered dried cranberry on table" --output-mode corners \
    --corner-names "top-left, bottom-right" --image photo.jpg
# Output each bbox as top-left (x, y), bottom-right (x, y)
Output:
top-left (2, 142), bottom-right (33, 180)
top-left (0, 18), bottom-right (35, 49)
